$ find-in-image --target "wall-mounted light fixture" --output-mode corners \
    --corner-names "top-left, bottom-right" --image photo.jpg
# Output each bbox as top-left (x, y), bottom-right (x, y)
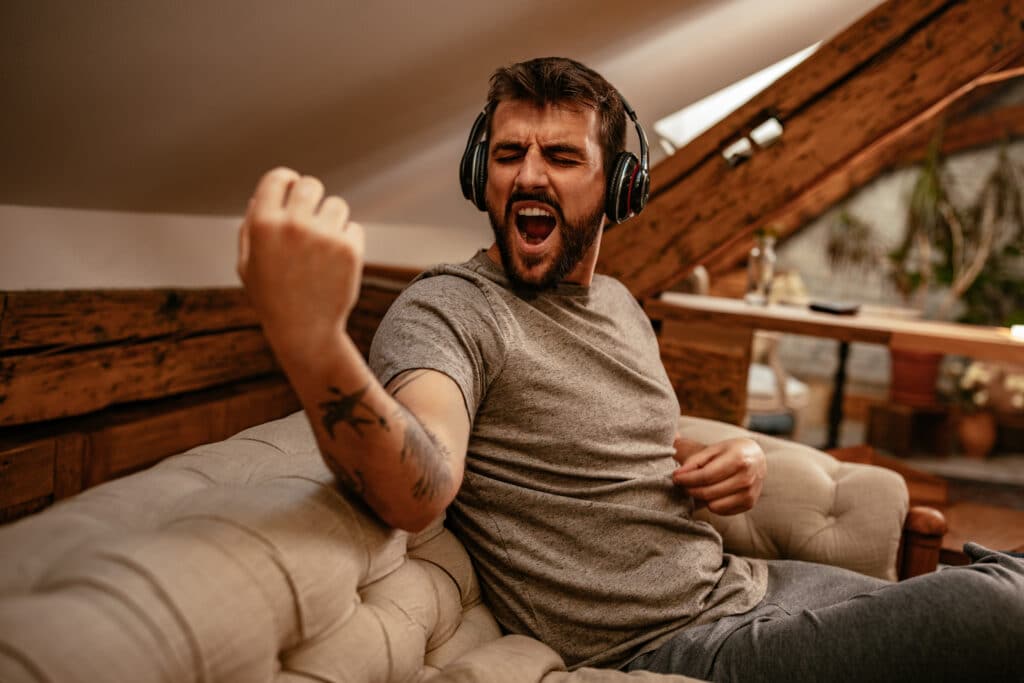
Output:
top-left (750, 117), bottom-right (784, 147)
top-left (722, 137), bottom-right (754, 167)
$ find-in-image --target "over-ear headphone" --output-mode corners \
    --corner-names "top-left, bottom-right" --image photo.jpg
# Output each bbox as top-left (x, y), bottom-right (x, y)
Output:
top-left (458, 94), bottom-right (650, 225)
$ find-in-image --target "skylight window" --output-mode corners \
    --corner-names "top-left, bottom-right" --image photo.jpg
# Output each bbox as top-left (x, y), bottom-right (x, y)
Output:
top-left (655, 42), bottom-right (821, 151)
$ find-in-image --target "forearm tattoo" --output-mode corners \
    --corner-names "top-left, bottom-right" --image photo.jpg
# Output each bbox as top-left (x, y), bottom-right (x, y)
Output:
top-left (318, 384), bottom-right (389, 439)
top-left (328, 460), bottom-right (366, 498)
top-left (395, 402), bottom-right (454, 502)
top-left (314, 371), bottom-right (453, 506)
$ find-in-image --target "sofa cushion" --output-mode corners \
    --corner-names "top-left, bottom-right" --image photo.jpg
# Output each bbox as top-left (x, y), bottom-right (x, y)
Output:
top-left (0, 412), bottom-right (708, 682)
top-left (678, 416), bottom-right (908, 581)
top-left (0, 410), bottom-right (909, 681)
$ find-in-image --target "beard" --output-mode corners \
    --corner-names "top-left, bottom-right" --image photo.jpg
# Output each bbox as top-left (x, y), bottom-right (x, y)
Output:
top-left (487, 190), bottom-right (605, 292)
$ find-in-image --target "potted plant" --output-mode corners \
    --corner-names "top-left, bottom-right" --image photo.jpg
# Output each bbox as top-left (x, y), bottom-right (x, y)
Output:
top-left (828, 128), bottom-right (1024, 405)
top-left (941, 359), bottom-right (998, 459)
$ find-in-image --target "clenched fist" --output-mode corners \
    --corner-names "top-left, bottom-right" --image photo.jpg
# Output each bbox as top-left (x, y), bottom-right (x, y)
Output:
top-left (237, 167), bottom-right (365, 361)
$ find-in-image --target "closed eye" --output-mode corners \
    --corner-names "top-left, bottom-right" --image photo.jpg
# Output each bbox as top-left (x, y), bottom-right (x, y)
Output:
top-left (544, 143), bottom-right (585, 164)
top-left (492, 142), bottom-right (525, 163)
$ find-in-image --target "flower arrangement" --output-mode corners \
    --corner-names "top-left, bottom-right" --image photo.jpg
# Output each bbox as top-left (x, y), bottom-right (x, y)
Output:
top-left (941, 357), bottom-right (1024, 414)
top-left (1002, 370), bottom-right (1024, 412)
top-left (940, 358), bottom-right (1024, 458)
top-left (949, 360), bottom-right (995, 413)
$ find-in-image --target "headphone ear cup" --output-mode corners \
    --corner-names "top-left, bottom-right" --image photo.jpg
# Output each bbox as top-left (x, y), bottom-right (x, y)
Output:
top-left (631, 166), bottom-right (650, 216)
top-left (459, 147), bottom-right (474, 202)
top-left (471, 142), bottom-right (488, 211)
top-left (605, 153), bottom-right (636, 224)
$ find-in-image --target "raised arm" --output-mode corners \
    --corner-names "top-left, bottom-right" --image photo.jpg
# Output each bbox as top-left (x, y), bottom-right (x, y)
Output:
top-left (237, 167), bottom-right (468, 532)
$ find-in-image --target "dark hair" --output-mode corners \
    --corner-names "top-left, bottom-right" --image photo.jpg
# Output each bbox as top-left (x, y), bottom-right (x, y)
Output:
top-left (485, 57), bottom-right (627, 171)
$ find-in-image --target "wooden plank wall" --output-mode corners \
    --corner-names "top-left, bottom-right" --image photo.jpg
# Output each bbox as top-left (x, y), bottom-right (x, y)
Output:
top-left (0, 266), bottom-right (415, 522)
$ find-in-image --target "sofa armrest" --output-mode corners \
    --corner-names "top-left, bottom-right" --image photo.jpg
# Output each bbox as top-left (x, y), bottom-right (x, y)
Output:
top-left (899, 505), bottom-right (948, 579)
top-left (678, 416), bottom-right (909, 581)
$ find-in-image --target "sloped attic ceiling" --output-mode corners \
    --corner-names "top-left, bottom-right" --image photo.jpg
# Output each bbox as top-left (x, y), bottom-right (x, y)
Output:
top-left (1, 0), bottom-right (879, 231)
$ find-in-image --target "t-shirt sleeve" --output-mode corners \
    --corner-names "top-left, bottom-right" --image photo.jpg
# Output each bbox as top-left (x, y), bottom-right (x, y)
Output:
top-left (368, 275), bottom-right (507, 424)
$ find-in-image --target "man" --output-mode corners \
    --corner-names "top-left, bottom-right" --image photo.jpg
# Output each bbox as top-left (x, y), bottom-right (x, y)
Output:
top-left (238, 58), bottom-right (1023, 681)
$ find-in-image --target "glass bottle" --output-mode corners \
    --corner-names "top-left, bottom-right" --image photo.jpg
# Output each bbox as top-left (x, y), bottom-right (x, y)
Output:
top-left (745, 231), bottom-right (776, 306)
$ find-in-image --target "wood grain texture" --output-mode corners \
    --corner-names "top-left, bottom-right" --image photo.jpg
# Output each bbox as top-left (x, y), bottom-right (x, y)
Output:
top-left (0, 288), bottom-right (256, 352)
top-left (646, 0), bottom-right (956, 197)
top-left (84, 376), bottom-right (299, 484)
top-left (0, 278), bottom-right (406, 427)
top-left (648, 293), bottom-right (1024, 362)
top-left (53, 432), bottom-right (87, 500)
top-left (704, 100), bottom-right (1024, 279)
top-left (0, 328), bottom-right (278, 426)
top-left (599, 0), bottom-right (1024, 299)
top-left (0, 376), bottom-right (300, 522)
top-left (0, 270), bottom-right (406, 519)
top-left (0, 440), bottom-right (54, 509)
top-left (657, 320), bottom-right (752, 425)
top-left (940, 501), bottom-right (1024, 564)
top-left (900, 506), bottom-right (947, 578)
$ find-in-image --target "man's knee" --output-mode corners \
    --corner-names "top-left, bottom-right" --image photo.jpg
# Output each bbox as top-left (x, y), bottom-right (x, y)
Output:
top-left (954, 554), bottom-right (1024, 636)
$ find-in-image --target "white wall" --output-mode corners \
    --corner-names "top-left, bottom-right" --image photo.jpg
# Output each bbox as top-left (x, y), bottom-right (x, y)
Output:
top-left (0, 205), bottom-right (489, 290)
top-left (0, 0), bottom-right (882, 290)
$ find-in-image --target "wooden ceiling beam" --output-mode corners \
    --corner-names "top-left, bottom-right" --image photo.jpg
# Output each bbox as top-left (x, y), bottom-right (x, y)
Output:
top-left (599, 0), bottom-right (1024, 300)
top-left (703, 92), bottom-right (1024, 279)
top-left (644, 0), bottom-right (955, 199)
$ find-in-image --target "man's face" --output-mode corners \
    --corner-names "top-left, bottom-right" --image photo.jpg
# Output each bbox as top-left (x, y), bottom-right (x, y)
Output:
top-left (484, 100), bottom-right (607, 290)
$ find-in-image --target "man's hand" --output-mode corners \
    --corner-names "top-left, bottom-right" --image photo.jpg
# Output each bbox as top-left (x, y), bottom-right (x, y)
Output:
top-left (671, 435), bottom-right (766, 515)
top-left (237, 167), bottom-right (365, 360)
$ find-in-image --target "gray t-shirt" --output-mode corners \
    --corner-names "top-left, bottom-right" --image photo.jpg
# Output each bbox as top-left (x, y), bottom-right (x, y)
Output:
top-left (369, 251), bottom-right (767, 669)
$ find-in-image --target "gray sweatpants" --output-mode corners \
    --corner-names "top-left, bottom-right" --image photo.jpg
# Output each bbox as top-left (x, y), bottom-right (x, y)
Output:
top-left (626, 543), bottom-right (1024, 682)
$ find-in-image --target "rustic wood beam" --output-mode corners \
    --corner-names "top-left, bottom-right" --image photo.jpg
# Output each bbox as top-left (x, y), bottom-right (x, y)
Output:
top-left (0, 289), bottom-right (257, 352)
top-left (599, 0), bottom-right (1024, 300)
top-left (645, 0), bottom-right (956, 199)
top-left (0, 265), bottom-right (415, 519)
top-left (1, 328), bottom-right (279, 426)
top-left (0, 376), bottom-right (300, 523)
top-left (0, 274), bottom-right (408, 427)
top-left (704, 95), bottom-right (1024, 279)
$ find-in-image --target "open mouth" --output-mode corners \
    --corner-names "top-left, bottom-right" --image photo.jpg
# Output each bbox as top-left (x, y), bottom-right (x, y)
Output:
top-left (515, 206), bottom-right (557, 245)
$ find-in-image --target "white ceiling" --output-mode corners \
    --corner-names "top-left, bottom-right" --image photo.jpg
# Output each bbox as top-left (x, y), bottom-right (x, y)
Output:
top-left (1, 0), bottom-right (882, 231)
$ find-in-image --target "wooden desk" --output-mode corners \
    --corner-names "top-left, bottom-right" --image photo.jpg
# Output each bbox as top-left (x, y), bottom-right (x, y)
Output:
top-left (646, 293), bottom-right (1024, 440)
top-left (649, 293), bottom-right (1024, 363)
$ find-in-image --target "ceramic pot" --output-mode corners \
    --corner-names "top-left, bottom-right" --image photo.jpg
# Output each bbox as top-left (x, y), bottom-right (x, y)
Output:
top-left (957, 410), bottom-right (997, 459)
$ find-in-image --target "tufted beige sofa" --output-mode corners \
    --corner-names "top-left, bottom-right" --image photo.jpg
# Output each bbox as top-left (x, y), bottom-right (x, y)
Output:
top-left (0, 412), bottom-right (909, 683)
